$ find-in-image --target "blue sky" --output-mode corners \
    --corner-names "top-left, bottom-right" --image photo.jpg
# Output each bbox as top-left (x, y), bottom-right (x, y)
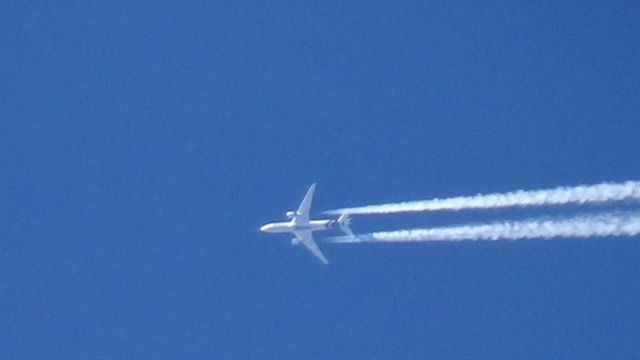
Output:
top-left (2, 1), bottom-right (639, 358)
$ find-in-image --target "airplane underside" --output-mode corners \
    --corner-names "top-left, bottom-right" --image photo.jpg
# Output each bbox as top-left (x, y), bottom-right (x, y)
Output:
top-left (260, 184), bottom-right (356, 264)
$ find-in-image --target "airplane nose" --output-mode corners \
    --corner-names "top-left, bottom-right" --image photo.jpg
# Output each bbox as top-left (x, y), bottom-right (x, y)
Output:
top-left (260, 224), bottom-right (269, 232)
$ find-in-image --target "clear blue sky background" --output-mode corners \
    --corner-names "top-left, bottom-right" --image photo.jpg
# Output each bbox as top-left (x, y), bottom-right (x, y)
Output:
top-left (2, 1), bottom-right (639, 359)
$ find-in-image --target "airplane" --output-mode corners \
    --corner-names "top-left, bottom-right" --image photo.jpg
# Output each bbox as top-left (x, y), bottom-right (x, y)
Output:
top-left (260, 183), bottom-right (356, 264)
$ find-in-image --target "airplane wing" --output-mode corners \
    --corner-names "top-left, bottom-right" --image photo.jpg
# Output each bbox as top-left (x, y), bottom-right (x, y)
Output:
top-left (294, 230), bottom-right (329, 264)
top-left (293, 183), bottom-right (316, 225)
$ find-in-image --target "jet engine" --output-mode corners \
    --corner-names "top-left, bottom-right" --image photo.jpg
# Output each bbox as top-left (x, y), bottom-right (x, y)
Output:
top-left (291, 238), bottom-right (300, 246)
top-left (286, 211), bottom-right (296, 219)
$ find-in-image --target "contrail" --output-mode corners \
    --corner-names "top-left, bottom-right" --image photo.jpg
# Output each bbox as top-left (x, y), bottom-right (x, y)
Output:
top-left (325, 181), bottom-right (640, 215)
top-left (327, 211), bottom-right (640, 244)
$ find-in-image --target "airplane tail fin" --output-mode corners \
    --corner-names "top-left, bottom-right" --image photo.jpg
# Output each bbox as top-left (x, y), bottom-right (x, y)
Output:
top-left (337, 213), bottom-right (358, 239)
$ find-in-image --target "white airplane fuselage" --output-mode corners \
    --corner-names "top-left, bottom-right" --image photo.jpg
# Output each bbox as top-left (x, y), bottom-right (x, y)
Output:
top-left (260, 183), bottom-right (356, 264)
top-left (260, 219), bottom-right (339, 234)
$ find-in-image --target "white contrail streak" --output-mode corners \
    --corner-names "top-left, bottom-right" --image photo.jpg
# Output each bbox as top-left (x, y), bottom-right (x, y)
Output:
top-left (325, 181), bottom-right (640, 215)
top-left (328, 211), bottom-right (640, 244)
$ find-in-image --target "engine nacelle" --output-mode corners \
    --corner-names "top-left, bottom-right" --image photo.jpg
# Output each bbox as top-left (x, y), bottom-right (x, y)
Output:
top-left (286, 211), bottom-right (296, 219)
top-left (291, 238), bottom-right (300, 246)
